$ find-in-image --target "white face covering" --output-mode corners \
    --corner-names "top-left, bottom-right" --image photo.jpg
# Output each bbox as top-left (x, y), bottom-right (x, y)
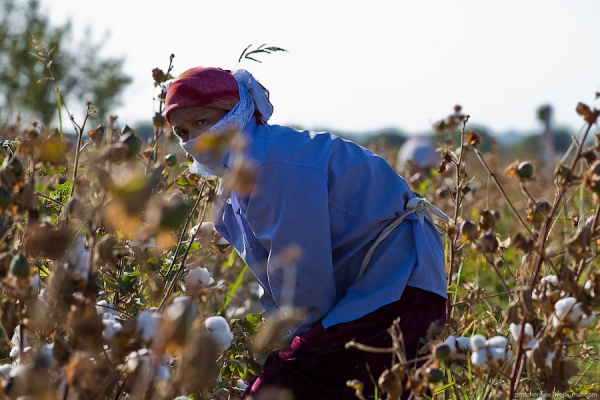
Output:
top-left (178, 81), bottom-right (255, 177)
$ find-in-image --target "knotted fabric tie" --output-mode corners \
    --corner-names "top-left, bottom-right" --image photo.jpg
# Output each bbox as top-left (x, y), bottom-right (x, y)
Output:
top-left (355, 197), bottom-right (452, 282)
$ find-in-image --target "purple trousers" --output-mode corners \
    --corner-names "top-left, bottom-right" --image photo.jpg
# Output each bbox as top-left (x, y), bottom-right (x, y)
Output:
top-left (243, 286), bottom-right (446, 400)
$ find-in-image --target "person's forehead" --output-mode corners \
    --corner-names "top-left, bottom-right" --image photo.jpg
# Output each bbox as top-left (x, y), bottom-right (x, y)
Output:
top-left (169, 107), bottom-right (213, 126)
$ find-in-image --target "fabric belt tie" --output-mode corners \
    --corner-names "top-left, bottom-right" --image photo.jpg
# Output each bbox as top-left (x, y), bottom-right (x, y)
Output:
top-left (355, 197), bottom-right (452, 282)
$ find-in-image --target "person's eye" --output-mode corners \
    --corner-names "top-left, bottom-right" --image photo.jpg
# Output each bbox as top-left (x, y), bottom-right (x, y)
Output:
top-left (174, 129), bottom-right (187, 138)
top-left (196, 119), bottom-right (206, 127)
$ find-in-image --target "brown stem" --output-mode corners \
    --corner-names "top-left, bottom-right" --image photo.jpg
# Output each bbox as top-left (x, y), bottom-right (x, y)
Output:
top-left (474, 148), bottom-right (532, 235)
top-left (163, 180), bottom-right (207, 278)
top-left (448, 117), bottom-right (469, 318)
top-left (508, 314), bottom-right (528, 400)
top-left (158, 184), bottom-right (208, 311)
top-left (531, 122), bottom-right (594, 286)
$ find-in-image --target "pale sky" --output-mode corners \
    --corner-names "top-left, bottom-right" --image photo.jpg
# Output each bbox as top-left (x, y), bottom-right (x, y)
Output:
top-left (43, 0), bottom-right (599, 137)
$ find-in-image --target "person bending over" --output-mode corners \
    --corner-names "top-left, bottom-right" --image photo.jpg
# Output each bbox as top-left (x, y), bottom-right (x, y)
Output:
top-left (164, 66), bottom-right (447, 400)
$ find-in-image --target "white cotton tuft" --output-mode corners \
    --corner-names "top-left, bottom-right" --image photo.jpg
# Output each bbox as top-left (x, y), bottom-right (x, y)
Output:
top-left (526, 339), bottom-right (538, 350)
top-left (554, 297), bottom-right (577, 318)
top-left (206, 315), bottom-right (230, 332)
top-left (0, 364), bottom-right (12, 378)
top-left (205, 316), bottom-right (233, 351)
top-left (541, 275), bottom-right (559, 286)
top-left (136, 310), bottom-right (158, 343)
top-left (444, 336), bottom-right (457, 353)
top-left (576, 310), bottom-right (596, 329)
top-left (102, 319), bottom-right (122, 340)
top-left (127, 236), bottom-right (156, 251)
top-left (470, 334), bottom-right (486, 351)
top-left (237, 379), bottom-right (248, 390)
top-left (184, 267), bottom-right (212, 287)
top-left (455, 337), bottom-right (472, 352)
top-left (471, 348), bottom-right (487, 366)
top-left (190, 221), bottom-right (215, 238)
top-left (155, 364), bottom-right (170, 382)
top-left (96, 300), bottom-right (120, 318)
top-left (30, 274), bottom-right (40, 295)
top-left (545, 351), bottom-right (555, 367)
top-left (166, 296), bottom-right (191, 321)
top-left (67, 236), bottom-right (85, 265)
top-left (486, 336), bottom-right (508, 349)
top-left (10, 326), bottom-right (29, 357)
top-left (488, 347), bottom-right (506, 361)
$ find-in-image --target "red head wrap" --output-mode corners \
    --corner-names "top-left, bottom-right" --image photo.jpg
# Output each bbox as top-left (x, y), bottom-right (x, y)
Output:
top-left (164, 67), bottom-right (239, 124)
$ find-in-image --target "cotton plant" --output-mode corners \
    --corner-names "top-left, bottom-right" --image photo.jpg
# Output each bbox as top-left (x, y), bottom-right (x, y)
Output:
top-left (126, 236), bottom-right (156, 252)
top-left (205, 316), bottom-right (234, 352)
top-left (469, 334), bottom-right (510, 368)
top-left (125, 348), bottom-right (172, 383)
top-left (552, 297), bottom-right (596, 329)
top-left (442, 335), bottom-right (473, 354)
top-left (65, 236), bottom-right (91, 282)
top-left (190, 221), bottom-right (230, 249)
top-left (509, 322), bottom-right (538, 351)
top-left (136, 310), bottom-right (160, 343)
top-left (96, 300), bottom-right (122, 340)
top-left (183, 267), bottom-right (213, 289)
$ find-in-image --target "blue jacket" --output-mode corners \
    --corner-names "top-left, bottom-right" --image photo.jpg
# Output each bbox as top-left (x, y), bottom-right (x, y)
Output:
top-left (214, 118), bottom-right (447, 336)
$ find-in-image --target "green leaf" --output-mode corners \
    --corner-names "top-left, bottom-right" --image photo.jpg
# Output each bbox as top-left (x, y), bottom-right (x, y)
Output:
top-left (39, 164), bottom-right (67, 175)
top-left (175, 176), bottom-right (195, 187)
top-left (218, 263), bottom-right (247, 315)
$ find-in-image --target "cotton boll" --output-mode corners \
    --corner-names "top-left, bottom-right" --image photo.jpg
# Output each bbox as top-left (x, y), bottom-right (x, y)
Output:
top-left (0, 364), bottom-right (12, 378)
top-left (470, 335), bottom-right (486, 351)
top-left (237, 379), bottom-right (248, 390)
top-left (127, 236), bottom-right (156, 251)
top-left (30, 274), bottom-right (40, 295)
top-left (524, 323), bottom-right (534, 337)
top-left (488, 347), bottom-right (506, 361)
top-left (526, 339), bottom-right (538, 350)
top-left (205, 316), bottom-right (233, 351)
top-left (155, 364), bottom-right (170, 382)
top-left (96, 300), bottom-right (120, 318)
top-left (541, 275), bottom-right (558, 286)
top-left (215, 236), bottom-right (230, 246)
top-left (486, 336), bottom-right (508, 349)
top-left (184, 267), bottom-right (212, 288)
top-left (174, 397), bottom-right (192, 400)
top-left (508, 323), bottom-right (533, 341)
top-left (444, 336), bottom-right (457, 353)
top-left (102, 319), bottom-right (122, 340)
top-left (567, 303), bottom-right (586, 324)
top-left (190, 221), bottom-right (215, 238)
top-left (10, 326), bottom-right (29, 357)
top-left (471, 348), bottom-right (487, 366)
top-left (206, 316), bottom-right (230, 333)
top-left (166, 296), bottom-right (191, 321)
top-left (455, 337), bottom-right (472, 352)
top-left (554, 297), bottom-right (577, 318)
top-left (208, 330), bottom-right (233, 352)
top-left (545, 351), bottom-right (555, 367)
top-left (67, 236), bottom-right (85, 265)
top-left (136, 310), bottom-right (158, 343)
top-left (576, 310), bottom-right (596, 329)
top-left (8, 364), bottom-right (25, 378)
